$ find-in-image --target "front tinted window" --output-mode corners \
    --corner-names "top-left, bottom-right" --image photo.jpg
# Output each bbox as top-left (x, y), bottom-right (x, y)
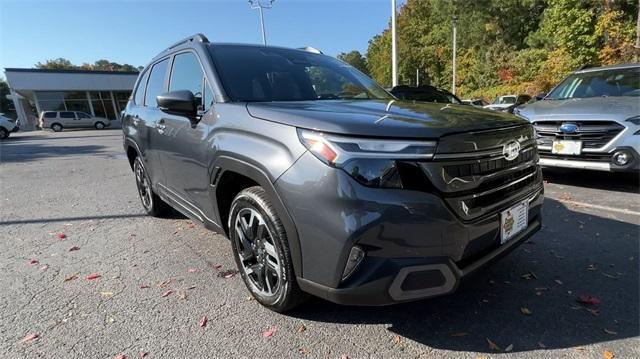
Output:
top-left (76, 112), bottom-right (91, 118)
top-left (548, 67), bottom-right (640, 99)
top-left (144, 59), bottom-right (169, 107)
top-left (60, 111), bottom-right (75, 118)
top-left (133, 70), bottom-right (150, 106)
top-left (44, 112), bottom-right (56, 118)
top-left (209, 45), bottom-right (391, 102)
top-left (169, 52), bottom-right (204, 110)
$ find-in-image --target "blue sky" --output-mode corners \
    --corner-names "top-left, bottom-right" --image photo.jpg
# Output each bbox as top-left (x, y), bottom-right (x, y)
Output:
top-left (0, 0), bottom-right (404, 72)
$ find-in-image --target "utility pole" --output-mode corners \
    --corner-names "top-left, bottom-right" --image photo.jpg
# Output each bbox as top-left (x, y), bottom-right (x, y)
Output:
top-left (452, 15), bottom-right (458, 95)
top-left (391, 0), bottom-right (398, 87)
top-left (249, 0), bottom-right (275, 45)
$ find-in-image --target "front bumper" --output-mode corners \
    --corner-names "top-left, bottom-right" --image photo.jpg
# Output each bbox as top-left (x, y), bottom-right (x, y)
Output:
top-left (539, 146), bottom-right (640, 173)
top-left (276, 151), bottom-right (544, 306)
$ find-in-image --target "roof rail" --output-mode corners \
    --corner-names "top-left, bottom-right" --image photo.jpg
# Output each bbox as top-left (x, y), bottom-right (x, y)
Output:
top-left (298, 46), bottom-right (323, 54)
top-left (165, 33), bottom-right (209, 52)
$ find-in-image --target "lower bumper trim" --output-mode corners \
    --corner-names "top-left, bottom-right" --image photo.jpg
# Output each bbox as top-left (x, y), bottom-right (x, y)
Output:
top-left (539, 158), bottom-right (611, 171)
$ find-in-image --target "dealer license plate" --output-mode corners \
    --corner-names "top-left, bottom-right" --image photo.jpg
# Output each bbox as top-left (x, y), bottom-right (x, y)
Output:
top-left (552, 140), bottom-right (582, 155)
top-left (500, 201), bottom-right (529, 244)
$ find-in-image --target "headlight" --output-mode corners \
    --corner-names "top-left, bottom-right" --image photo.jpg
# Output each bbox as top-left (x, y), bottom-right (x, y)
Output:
top-left (297, 129), bottom-right (436, 188)
top-left (625, 115), bottom-right (640, 126)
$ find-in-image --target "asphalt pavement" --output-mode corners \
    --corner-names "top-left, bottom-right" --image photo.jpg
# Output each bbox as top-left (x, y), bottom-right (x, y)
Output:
top-left (1, 129), bottom-right (638, 358)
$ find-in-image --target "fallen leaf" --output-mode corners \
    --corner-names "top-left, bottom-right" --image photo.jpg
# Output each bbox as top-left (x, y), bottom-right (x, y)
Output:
top-left (212, 263), bottom-right (223, 270)
top-left (178, 291), bottom-right (188, 300)
top-left (85, 273), bottom-right (101, 280)
top-left (199, 316), bottom-right (207, 328)
top-left (486, 337), bottom-right (501, 351)
top-left (114, 355), bottom-right (126, 359)
top-left (262, 328), bottom-right (276, 337)
top-left (521, 271), bottom-right (537, 280)
top-left (450, 332), bottom-right (468, 337)
top-left (601, 272), bottom-right (617, 278)
top-left (57, 233), bottom-right (67, 239)
top-left (340, 355), bottom-right (349, 359)
top-left (161, 290), bottom-right (173, 297)
top-left (559, 192), bottom-right (572, 201)
top-left (68, 246), bottom-right (80, 252)
top-left (28, 259), bottom-right (39, 265)
top-left (505, 344), bottom-right (513, 352)
top-left (19, 333), bottom-right (39, 344)
top-left (587, 264), bottom-right (598, 271)
top-left (603, 329), bottom-right (617, 335)
top-left (187, 223), bottom-right (196, 229)
top-left (139, 352), bottom-right (148, 358)
top-left (219, 269), bottom-right (238, 278)
top-left (156, 279), bottom-right (171, 287)
top-left (554, 279), bottom-right (563, 285)
top-left (298, 347), bottom-right (310, 355)
top-left (40, 265), bottom-right (49, 271)
top-left (577, 294), bottom-right (602, 305)
top-left (187, 268), bottom-right (198, 273)
top-left (100, 291), bottom-right (114, 297)
top-left (520, 307), bottom-right (533, 315)
top-left (394, 335), bottom-right (401, 344)
top-left (534, 287), bottom-right (548, 291)
top-left (64, 275), bottom-right (78, 282)
top-left (139, 284), bottom-right (149, 289)
top-left (604, 350), bottom-right (614, 359)
top-left (586, 308), bottom-right (601, 316)
top-left (538, 341), bottom-right (546, 349)
top-left (297, 324), bottom-right (306, 333)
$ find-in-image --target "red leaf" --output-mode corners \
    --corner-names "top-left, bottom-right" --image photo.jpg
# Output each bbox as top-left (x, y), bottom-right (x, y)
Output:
top-left (57, 233), bottom-right (66, 239)
top-left (262, 328), bottom-right (276, 337)
top-left (68, 246), bottom-right (80, 252)
top-left (161, 290), bottom-right (173, 297)
top-left (29, 259), bottom-right (39, 265)
top-left (187, 223), bottom-right (196, 229)
top-left (139, 284), bottom-right (150, 289)
top-left (199, 316), bottom-right (208, 328)
top-left (19, 333), bottom-right (39, 344)
top-left (40, 265), bottom-right (49, 271)
top-left (212, 263), bottom-right (222, 270)
top-left (139, 352), bottom-right (148, 358)
top-left (577, 294), bottom-right (602, 305)
top-left (114, 355), bottom-right (126, 359)
top-left (64, 275), bottom-right (78, 282)
top-left (340, 355), bottom-right (349, 359)
top-left (86, 273), bottom-right (101, 280)
top-left (188, 268), bottom-right (198, 273)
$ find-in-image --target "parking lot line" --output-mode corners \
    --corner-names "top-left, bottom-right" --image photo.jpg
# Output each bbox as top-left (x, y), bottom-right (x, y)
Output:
top-left (554, 198), bottom-right (640, 216)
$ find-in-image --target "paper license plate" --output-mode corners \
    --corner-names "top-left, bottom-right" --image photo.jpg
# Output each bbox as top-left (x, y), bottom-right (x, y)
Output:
top-left (500, 201), bottom-right (529, 244)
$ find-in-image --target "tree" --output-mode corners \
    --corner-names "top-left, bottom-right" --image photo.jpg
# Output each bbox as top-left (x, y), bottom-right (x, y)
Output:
top-left (34, 58), bottom-right (140, 72)
top-left (337, 51), bottom-right (369, 75)
top-left (35, 58), bottom-right (76, 70)
top-left (0, 80), bottom-right (17, 119)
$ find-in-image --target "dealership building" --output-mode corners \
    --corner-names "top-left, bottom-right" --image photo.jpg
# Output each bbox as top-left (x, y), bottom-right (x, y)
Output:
top-left (4, 68), bottom-right (139, 130)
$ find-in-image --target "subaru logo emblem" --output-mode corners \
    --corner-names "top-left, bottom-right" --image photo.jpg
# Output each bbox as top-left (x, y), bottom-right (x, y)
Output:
top-left (503, 141), bottom-right (521, 161)
top-left (559, 123), bottom-right (579, 134)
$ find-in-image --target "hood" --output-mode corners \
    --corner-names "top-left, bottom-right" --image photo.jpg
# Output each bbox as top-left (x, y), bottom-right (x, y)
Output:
top-left (518, 97), bottom-right (640, 121)
top-left (484, 104), bottom-right (512, 110)
top-left (246, 99), bottom-right (527, 139)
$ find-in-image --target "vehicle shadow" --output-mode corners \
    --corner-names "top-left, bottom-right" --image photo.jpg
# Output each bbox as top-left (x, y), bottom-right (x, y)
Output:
top-left (289, 198), bottom-right (639, 354)
top-left (0, 141), bottom-right (108, 163)
top-left (543, 167), bottom-right (639, 194)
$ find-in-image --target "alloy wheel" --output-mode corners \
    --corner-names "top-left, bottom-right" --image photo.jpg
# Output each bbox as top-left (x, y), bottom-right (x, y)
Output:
top-left (134, 161), bottom-right (152, 210)
top-left (233, 207), bottom-right (282, 296)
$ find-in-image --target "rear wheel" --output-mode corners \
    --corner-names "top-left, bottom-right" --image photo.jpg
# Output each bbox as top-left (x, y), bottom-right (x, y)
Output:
top-left (51, 123), bottom-right (63, 132)
top-left (95, 122), bottom-right (105, 130)
top-left (133, 156), bottom-right (170, 217)
top-left (0, 127), bottom-right (9, 139)
top-left (229, 186), bottom-right (307, 312)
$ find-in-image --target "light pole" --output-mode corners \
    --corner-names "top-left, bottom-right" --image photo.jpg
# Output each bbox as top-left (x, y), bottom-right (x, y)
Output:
top-left (249, 0), bottom-right (275, 45)
top-left (391, 0), bottom-right (398, 87)
top-left (451, 15), bottom-right (457, 95)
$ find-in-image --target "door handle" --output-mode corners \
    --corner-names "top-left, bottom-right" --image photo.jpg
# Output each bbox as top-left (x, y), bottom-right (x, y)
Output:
top-left (155, 122), bottom-right (166, 134)
top-left (132, 115), bottom-right (140, 126)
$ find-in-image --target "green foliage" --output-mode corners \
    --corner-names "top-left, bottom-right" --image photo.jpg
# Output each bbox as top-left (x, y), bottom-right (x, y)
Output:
top-left (337, 51), bottom-right (369, 75)
top-left (364, 0), bottom-right (639, 100)
top-left (0, 80), bottom-right (16, 119)
top-left (35, 58), bottom-right (141, 72)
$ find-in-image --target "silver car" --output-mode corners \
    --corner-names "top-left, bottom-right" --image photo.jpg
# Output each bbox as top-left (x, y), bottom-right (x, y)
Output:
top-left (39, 111), bottom-right (111, 132)
top-left (516, 63), bottom-right (640, 172)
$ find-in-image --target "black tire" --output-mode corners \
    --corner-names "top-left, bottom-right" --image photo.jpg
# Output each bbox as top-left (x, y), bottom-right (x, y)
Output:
top-left (229, 186), bottom-right (307, 312)
top-left (51, 123), bottom-right (63, 132)
top-left (95, 122), bottom-right (105, 130)
top-left (133, 156), bottom-right (171, 217)
top-left (0, 127), bottom-right (9, 139)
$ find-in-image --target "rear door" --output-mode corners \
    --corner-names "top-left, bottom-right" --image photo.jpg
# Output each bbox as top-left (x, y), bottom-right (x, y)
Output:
top-left (158, 51), bottom-right (216, 219)
top-left (59, 111), bottom-right (76, 127)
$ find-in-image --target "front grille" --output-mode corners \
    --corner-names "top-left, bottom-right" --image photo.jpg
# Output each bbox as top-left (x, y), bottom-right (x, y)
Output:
top-left (533, 121), bottom-right (624, 149)
top-left (443, 147), bottom-right (534, 178)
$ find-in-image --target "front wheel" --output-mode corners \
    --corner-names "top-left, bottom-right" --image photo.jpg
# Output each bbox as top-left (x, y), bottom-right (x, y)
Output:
top-left (133, 156), bottom-right (171, 217)
top-left (229, 186), bottom-right (307, 312)
top-left (95, 122), bottom-right (105, 130)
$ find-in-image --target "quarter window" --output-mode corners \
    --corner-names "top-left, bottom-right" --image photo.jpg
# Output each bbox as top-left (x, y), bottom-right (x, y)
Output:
top-left (134, 70), bottom-right (150, 106)
top-left (169, 52), bottom-right (204, 110)
top-left (144, 59), bottom-right (169, 107)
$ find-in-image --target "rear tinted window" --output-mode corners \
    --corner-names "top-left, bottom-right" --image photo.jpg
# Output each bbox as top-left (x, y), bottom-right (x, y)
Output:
top-left (43, 112), bottom-right (57, 118)
top-left (60, 112), bottom-right (75, 118)
top-left (144, 59), bottom-right (169, 107)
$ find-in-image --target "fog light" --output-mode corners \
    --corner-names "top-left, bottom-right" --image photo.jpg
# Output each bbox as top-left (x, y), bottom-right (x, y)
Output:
top-left (341, 246), bottom-right (365, 281)
top-left (613, 151), bottom-right (632, 166)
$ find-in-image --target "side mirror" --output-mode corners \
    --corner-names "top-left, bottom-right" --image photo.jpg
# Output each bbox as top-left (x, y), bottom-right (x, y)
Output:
top-left (535, 92), bottom-right (547, 101)
top-left (157, 90), bottom-right (197, 117)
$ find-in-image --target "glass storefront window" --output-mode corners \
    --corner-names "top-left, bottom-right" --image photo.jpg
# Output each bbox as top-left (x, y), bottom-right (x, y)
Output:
top-left (36, 90), bottom-right (119, 120)
top-left (65, 100), bottom-right (92, 113)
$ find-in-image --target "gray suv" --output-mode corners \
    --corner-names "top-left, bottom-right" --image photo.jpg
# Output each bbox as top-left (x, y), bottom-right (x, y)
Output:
top-left (122, 34), bottom-right (543, 312)
top-left (516, 63), bottom-right (640, 172)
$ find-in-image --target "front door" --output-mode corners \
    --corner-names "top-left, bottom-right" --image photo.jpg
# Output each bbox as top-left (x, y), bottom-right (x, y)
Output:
top-left (59, 111), bottom-right (77, 127)
top-left (75, 112), bottom-right (93, 127)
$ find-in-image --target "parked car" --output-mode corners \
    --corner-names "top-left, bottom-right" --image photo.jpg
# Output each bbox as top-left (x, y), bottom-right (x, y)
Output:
top-left (516, 63), bottom-right (640, 173)
top-left (123, 34), bottom-right (543, 312)
top-left (0, 114), bottom-right (18, 139)
top-left (390, 85), bottom-right (462, 104)
top-left (484, 95), bottom-right (517, 111)
top-left (39, 111), bottom-right (111, 132)
top-left (462, 98), bottom-right (487, 107)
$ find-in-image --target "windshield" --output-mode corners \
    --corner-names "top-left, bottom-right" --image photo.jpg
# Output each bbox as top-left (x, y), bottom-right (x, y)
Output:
top-left (547, 67), bottom-right (640, 99)
top-left (492, 96), bottom-right (516, 105)
top-left (209, 45), bottom-right (392, 102)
